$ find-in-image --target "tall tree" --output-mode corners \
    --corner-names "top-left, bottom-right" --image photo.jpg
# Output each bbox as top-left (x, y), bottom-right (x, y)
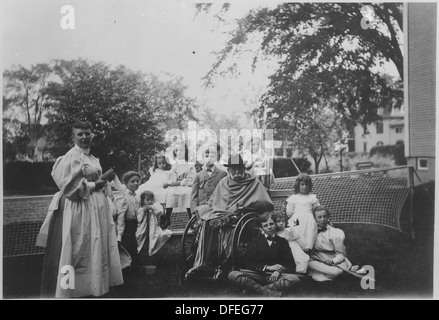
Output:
top-left (45, 59), bottom-right (164, 174)
top-left (3, 63), bottom-right (52, 157)
top-left (291, 106), bottom-right (346, 174)
top-left (146, 74), bottom-right (199, 132)
top-left (197, 106), bottom-right (243, 134)
top-left (202, 3), bottom-right (403, 131)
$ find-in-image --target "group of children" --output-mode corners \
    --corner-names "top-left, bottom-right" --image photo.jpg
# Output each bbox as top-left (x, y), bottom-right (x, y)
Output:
top-left (137, 142), bottom-right (197, 229)
top-left (107, 170), bottom-right (172, 272)
top-left (227, 172), bottom-right (362, 296)
top-left (108, 141), bottom-right (214, 272)
top-left (275, 173), bottom-right (359, 282)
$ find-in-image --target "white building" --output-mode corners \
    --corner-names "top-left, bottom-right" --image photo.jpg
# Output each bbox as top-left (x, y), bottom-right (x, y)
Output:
top-left (353, 104), bottom-right (405, 153)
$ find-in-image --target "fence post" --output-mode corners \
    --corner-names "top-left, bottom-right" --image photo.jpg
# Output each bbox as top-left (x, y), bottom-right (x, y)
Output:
top-left (408, 166), bottom-right (415, 239)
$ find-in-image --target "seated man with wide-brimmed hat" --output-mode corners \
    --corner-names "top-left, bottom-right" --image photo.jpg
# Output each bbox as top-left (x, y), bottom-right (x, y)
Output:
top-left (186, 154), bottom-right (274, 280)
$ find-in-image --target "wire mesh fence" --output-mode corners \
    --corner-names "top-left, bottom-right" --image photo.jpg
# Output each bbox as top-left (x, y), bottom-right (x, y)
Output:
top-left (270, 166), bottom-right (414, 238)
top-left (3, 166), bottom-right (415, 257)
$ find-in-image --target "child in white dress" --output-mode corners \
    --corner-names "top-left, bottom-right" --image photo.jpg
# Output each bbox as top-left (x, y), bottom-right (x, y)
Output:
top-left (308, 206), bottom-right (357, 282)
top-left (274, 212), bottom-right (310, 273)
top-left (137, 154), bottom-right (172, 206)
top-left (136, 191), bottom-right (172, 256)
top-left (285, 173), bottom-right (320, 253)
top-left (165, 142), bottom-right (197, 227)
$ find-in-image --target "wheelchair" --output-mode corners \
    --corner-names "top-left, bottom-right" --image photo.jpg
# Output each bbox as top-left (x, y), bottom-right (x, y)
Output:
top-left (181, 207), bottom-right (262, 279)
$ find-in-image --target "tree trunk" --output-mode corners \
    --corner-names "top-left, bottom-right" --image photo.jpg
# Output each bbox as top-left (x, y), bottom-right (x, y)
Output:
top-left (323, 153), bottom-right (329, 172)
top-left (313, 156), bottom-right (320, 174)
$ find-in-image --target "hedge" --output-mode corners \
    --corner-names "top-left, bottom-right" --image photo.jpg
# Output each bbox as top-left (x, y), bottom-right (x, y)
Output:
top-left (4, 157), bottom-right (312, 194)
top-left (369, 143), bottom-right (407, 166)
top-left (3, 161), bottom-right (58, 195)
top-left (272, 157), bottom-right (312, 178)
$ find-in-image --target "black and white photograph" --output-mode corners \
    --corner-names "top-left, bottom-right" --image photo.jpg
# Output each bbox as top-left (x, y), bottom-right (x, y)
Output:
top-left (1, 0), bottom-right (437, 302)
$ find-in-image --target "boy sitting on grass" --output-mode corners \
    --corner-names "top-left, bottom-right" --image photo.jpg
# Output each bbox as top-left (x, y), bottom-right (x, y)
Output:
top-left (228, 212), bottom-right (301, 297)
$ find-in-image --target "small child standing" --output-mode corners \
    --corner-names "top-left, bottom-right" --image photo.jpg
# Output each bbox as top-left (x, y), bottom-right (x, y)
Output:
top-left (137, 154), bottom-right (172, 209)
top-left (285, 173), bottom-right (320, 252)
top-left (273, 212), bottom-right (310, 274)
top-left (136, 191), bottom-right (172, 256)
top-left (308, 206), bottom-right (356, 282)
top-left (165, 142), bottom-right (197, 226)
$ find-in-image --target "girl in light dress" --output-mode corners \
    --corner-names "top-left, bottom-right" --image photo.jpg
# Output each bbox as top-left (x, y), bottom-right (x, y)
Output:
top-left (308, 206), bottom-right (360, 282)
top-left (284, 173), bottom-right (320, 270)
top-left (136, 190), bottom-right (172, 256)
top-left (273, 212), bottom-right (310, 274)
top-left (165, 142), bottom-right (197, 227)
top-left (137, 154), bottom-right (172, 207)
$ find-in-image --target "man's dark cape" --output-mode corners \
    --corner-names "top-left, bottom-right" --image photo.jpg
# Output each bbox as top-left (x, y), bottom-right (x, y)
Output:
top-left (196, 173), bottom-right (274, 221)
top-left (188, 174), bottom-right (274, 276)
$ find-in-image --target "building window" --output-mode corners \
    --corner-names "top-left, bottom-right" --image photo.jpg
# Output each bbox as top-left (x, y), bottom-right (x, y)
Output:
top-left (363, 142), bottom-right (367, 153)
top-left (376, 141), bottom-right (384, 146)
top-left (363, 126), bottom-right (369, 135)
top-left (417, 158), bottom-right (429, 171)
top-left (395, 127), bottom-right (403, 134)
top-left (377, 107), bottom-right (384, 115)
top-left (376, 121), bottom-right (383, 134)
top-left (275, 148), bottom-right (283, 157)
top-left (286, 148), bottom-right (293, 158)
top-left (348, 139), bottom-right (355, 152)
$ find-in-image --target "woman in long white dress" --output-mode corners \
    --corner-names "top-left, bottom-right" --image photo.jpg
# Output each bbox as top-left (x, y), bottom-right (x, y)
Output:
top-left (36, 120), bottom-right (123, 298)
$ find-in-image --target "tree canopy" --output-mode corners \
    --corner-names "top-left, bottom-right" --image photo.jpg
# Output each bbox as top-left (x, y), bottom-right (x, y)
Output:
top-left (3, 63), bottom-right (52, 157)
top-left (45, 59), bottom-right (164, 173)
top-left (3, 59), bottom-right (199, 174)
top-left (145, 74), bottom-right (199, 131)
top-left (292, 106), bottom-right (346, 174)
top-left (202, 3), bottom-right (403, 138)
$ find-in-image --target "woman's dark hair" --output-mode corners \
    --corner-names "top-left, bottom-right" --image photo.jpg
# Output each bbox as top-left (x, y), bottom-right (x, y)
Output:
top-left (293, 173), bottom-right (313, 194)
top-left (173, 142), bottom-right (189, 161)
top-left (153, 154), bottom-right (171, 171)
top-left (140, 190), bottom-right (155, 204)
top-left (72, 120), bottom-right (92, 132)
top-left (122, 171), bottom-right (141, 184)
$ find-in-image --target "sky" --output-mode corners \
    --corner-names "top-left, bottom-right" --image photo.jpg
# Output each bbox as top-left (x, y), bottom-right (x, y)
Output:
top-left (1, 0), bottom-right (282, 122)
top-left (1, 0), bottom-right (404, 130)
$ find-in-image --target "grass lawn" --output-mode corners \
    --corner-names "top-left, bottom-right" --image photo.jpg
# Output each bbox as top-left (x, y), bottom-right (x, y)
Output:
top-left (107, 183), bottom-right (433, 299)
top-left (3, 183), bottom-right (434, 299)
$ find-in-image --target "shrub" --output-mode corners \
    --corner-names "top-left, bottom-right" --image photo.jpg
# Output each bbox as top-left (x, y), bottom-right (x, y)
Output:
top-left (318, 152), bottom-right (396, 173)
top-left (3, 161), bottom-right (58, 195)
top-left (370, 143), bottom-right (407, 166)
top-left (272, 157), bottom-right (312, 178)
top-left (2, 140), bottom-right (17, 162)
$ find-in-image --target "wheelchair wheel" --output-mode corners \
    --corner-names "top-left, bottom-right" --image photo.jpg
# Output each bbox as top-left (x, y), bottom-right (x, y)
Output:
top-left (181, 215), bottom-right (199, 273)
top-left (231, 212), bottom-right (261, 270)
